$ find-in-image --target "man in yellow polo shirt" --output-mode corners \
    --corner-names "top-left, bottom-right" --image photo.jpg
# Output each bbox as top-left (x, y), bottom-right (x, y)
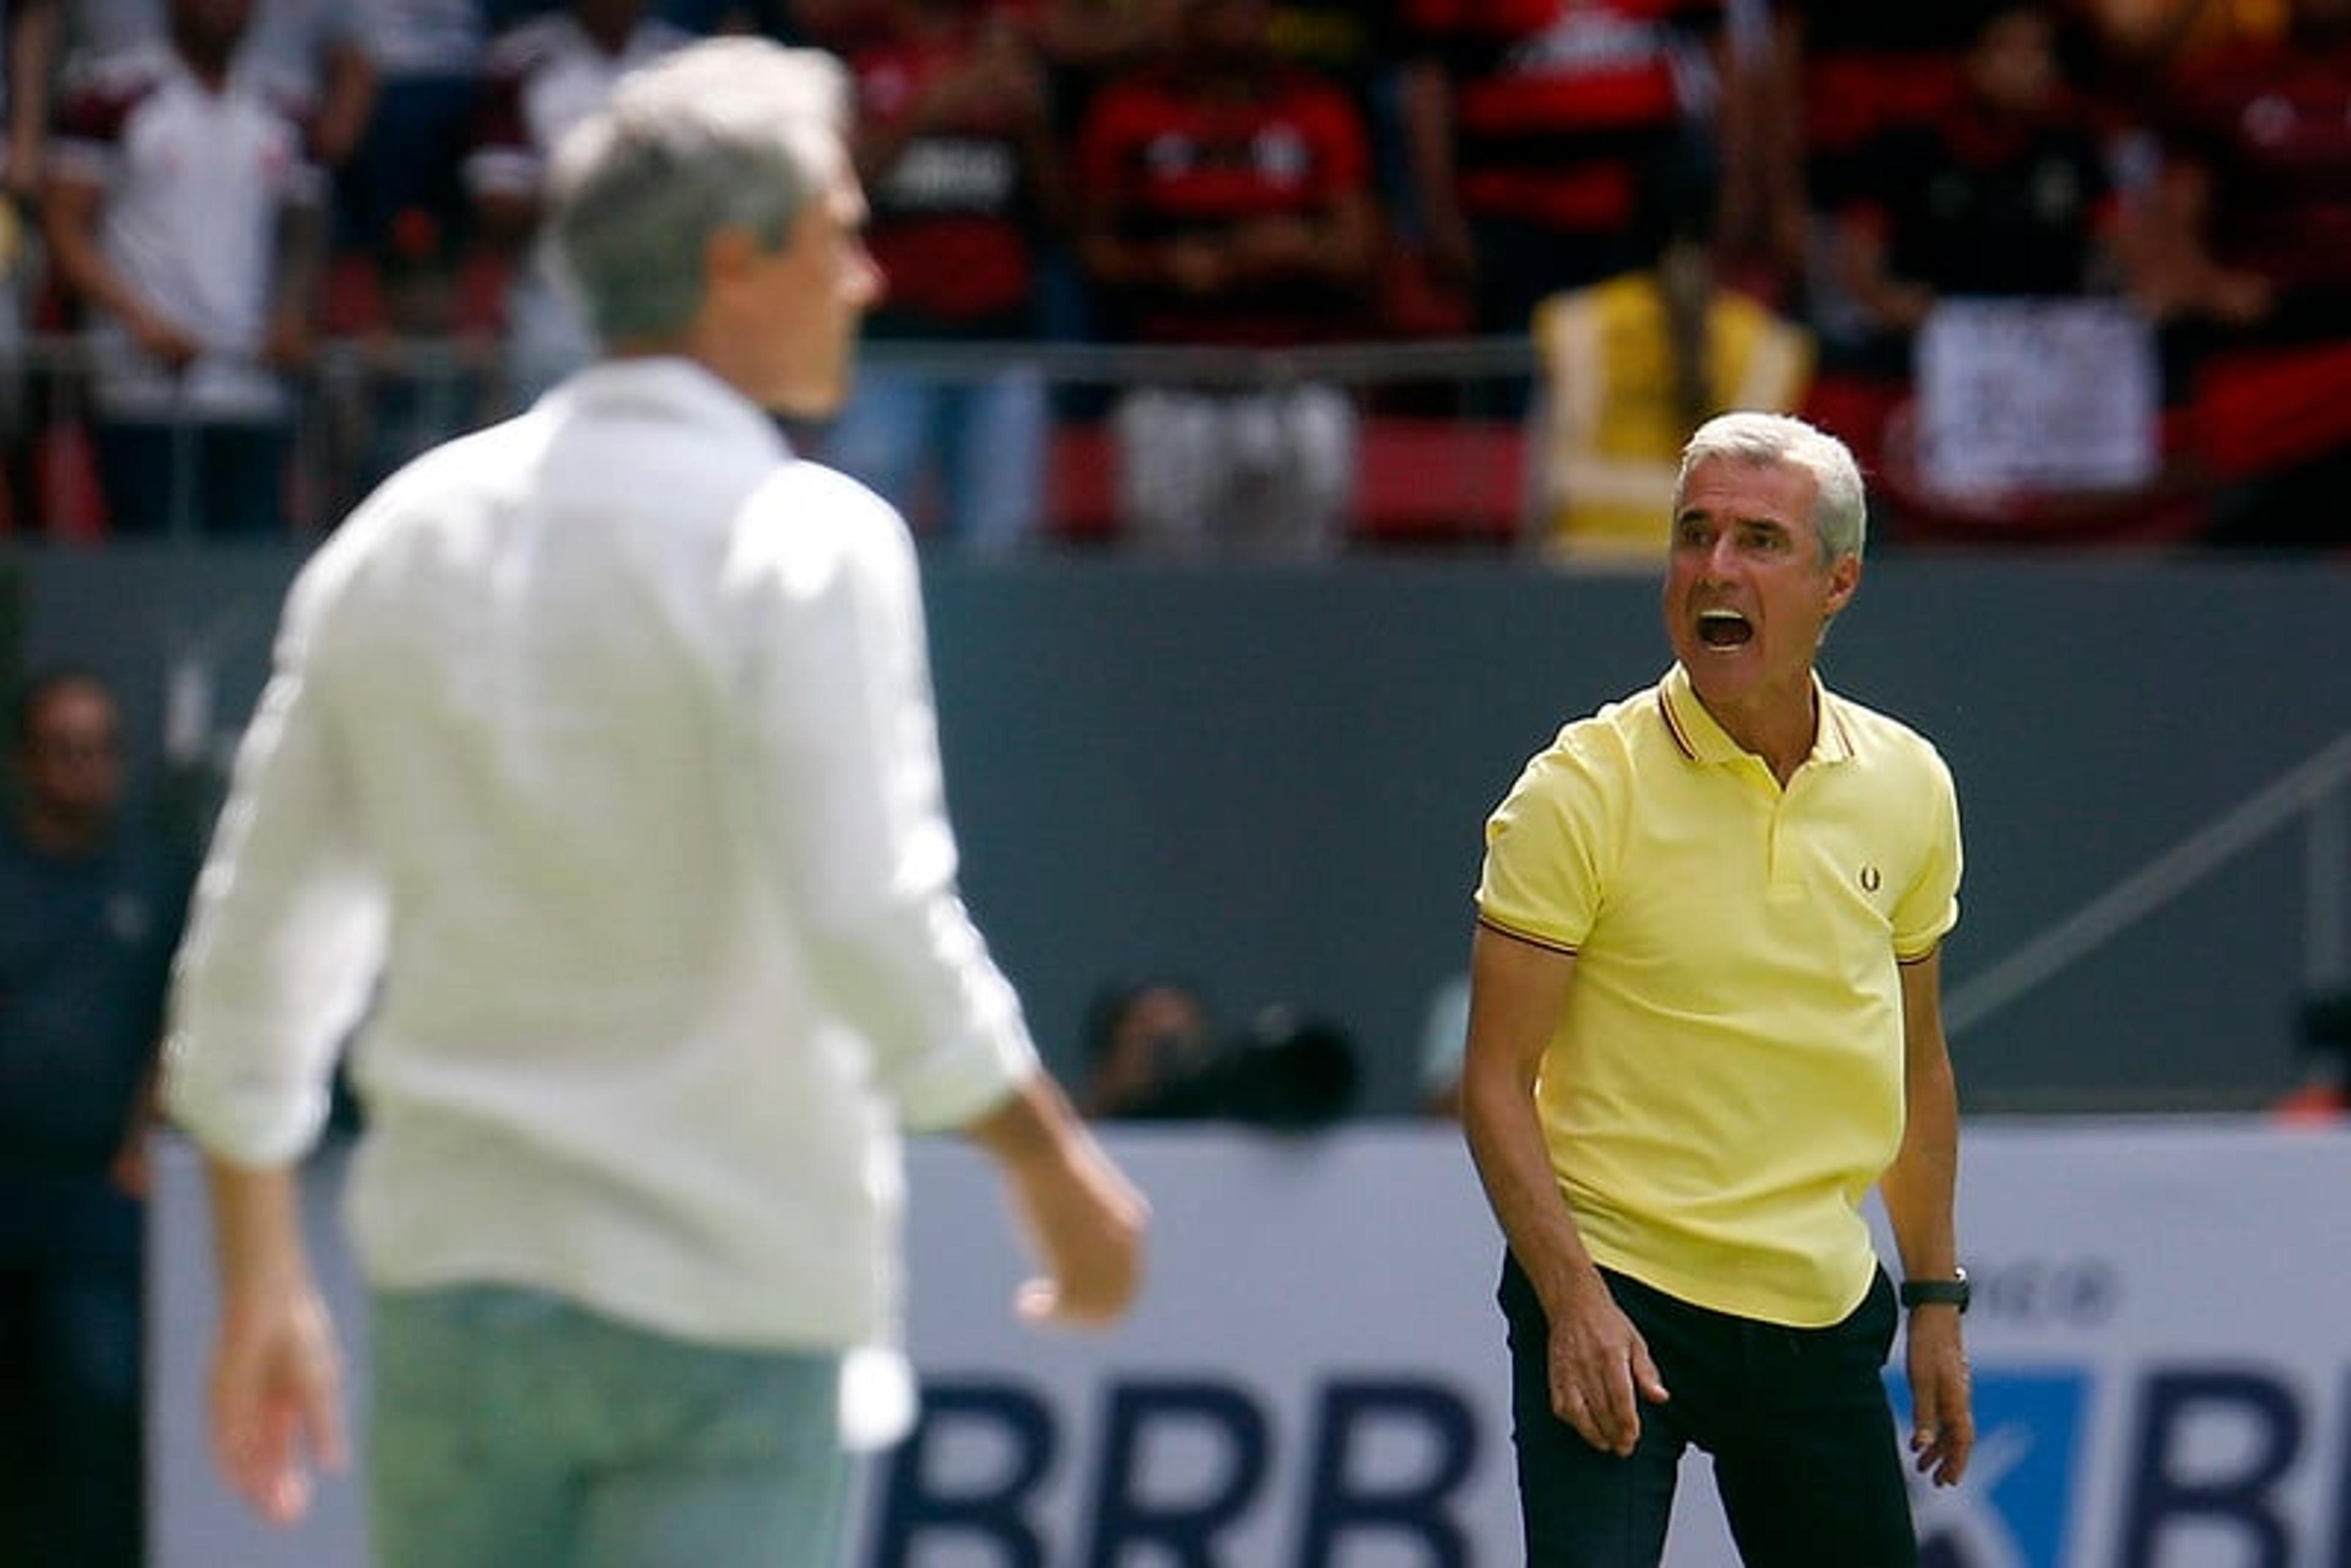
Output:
top-left (1460, 411), bottom-right (1972, 1566)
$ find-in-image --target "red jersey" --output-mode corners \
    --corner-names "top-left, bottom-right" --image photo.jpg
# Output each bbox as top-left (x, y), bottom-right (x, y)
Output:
top-left (2165, 37), bottom-right (2351, 301)
top-left (1078, 64), bottom-right (1373, 345)
top-left (1401, 0), bottom-right (1723, 231)
top-left (853, 6), bottom-right (1046, 332)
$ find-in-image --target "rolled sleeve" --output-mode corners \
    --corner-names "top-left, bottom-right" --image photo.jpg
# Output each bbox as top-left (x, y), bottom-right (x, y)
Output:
top-left (163, 562), bottom-right (386, 1167)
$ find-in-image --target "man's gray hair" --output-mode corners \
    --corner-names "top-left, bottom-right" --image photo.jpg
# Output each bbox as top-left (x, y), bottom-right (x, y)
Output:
top-left (1673, 411), bottom-right (1869, 562)
top-left (547, 39), bottom-right (850, 347)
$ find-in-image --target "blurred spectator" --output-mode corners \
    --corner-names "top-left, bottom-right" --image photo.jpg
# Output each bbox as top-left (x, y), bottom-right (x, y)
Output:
top-left (821, 0), bottom-right (1061, 554)
top-left (6, 0), bottom-right (59, 212)
top-left (0, 670), bottom-right (189, 1568)
top-left (2077, 0), bottom-right (2288, 81)
top-left (43, 0), bottom-right (324, 537)
top-left (464, 0), bottom-right (690, 396)
top-left (63, 0), bottom-right (377, 170)
top-left (1079, 973), bottom-right (1220, 1117)
top-left (1081, 975), bottom-right (1360, 1126)
top-left (1779, 2), bottom-right (1977, 250)
top-left (1826, 4), bottom-right (2192, 514)
top-left (2151, 0), bottom-right (2351, 343)
top-left (325, 203), bottom-right (500, 506)
top-left (1395, 0), bottom-right (1740, 339)
top-left (2276, 986), bottom-right (2351, 1122)
top-left (1527, 200), bottom-right (1812, 560)
top-left (1833, 4), bottom-right (2129, 352)
top-left (1262, 0), bottom-right (1420, 324)
top-left (337, 0), bottom-right (490, 266)
top-left (1075, 0), bottom-right (1378, 557)
top-left (1414, 967), bottom-right (1467, 1119)
top-left (1032, 0), bottom-right (1179, 132)
top-left (1, 0), bottom-right (61, 530)
top-left (2145, 0), bottom-right (2351, 546)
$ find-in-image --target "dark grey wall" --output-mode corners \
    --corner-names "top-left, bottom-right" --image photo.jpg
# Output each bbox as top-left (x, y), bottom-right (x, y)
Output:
top-left (15, 544), bottom-right (2349, 1114)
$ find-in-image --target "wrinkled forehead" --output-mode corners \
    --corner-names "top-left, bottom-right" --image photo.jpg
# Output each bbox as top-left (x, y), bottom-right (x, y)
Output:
top-left (1679, 454), bottom-right (1820, 517)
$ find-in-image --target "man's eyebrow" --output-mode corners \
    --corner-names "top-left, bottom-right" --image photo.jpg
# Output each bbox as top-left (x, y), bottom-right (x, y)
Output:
top-left (1674, 509), bottom-right (1792, 531)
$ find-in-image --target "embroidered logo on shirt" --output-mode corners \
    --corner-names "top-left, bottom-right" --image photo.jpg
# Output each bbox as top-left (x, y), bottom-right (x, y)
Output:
top-left (106, 891), bottom-right (151, 945)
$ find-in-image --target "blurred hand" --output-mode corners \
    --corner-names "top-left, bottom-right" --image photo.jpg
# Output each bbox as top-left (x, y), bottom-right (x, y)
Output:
top-left (261, 315), bottom-right (316, 373)
top-left (130, 309), bottom-right (203, 371)
top-left (2, 149), bottom-right (43, 207)
top-left (2206, 268), bottom-right (2274, 327)
top-left (1011, 1133), bottom-right (1147, 1335)
top-left (109, 1137), bottom-right (149, 1201)
top-left (1005, 1129), bottom-right (1147, 1327)
top-left (209, 1281), bottom-right (348, 1526)
top-left (1164, 236), bottom-right (1229, 296)
top-left (970, 1076), bottom-right (1149, 1327)
top-left (1232, 216), bottom-right (1320, 277)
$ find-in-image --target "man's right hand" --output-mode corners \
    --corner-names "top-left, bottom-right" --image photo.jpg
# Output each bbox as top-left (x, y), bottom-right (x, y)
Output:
top-left (970, 1075), bottom-right (1148, 1328)
top-left (1545, 1274), bottom-right (1670, 1457)
top-left (1006, 1129), bottom-right (1147, 1326)
top-left (129, 308), bottom-right (203, 371)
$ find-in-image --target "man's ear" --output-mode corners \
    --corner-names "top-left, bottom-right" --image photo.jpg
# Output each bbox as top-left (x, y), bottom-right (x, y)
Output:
top-left (1824, 552), bottom-right (1861, 618)
top-left (703, 225), bottom-right (759, 287)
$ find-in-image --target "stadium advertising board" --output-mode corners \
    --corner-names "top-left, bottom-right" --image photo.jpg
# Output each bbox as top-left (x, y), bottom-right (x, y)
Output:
top-left (152, 1122), bottom-right (2351, 1566)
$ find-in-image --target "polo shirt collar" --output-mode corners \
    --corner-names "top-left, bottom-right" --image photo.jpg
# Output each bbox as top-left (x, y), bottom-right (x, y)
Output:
top-left (546, 356), bottom-right (794, 462)
top-left (1657, 662), bottom-right (1856, 768)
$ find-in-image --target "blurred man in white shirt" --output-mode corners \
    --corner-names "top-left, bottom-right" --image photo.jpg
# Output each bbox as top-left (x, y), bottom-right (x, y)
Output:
top-left (163, 38), bottom-right (1145, 1568)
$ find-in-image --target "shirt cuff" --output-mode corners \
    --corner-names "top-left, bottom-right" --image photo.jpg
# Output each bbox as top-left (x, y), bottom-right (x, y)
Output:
top-left (160, 1030), bottom-right (331, 1168)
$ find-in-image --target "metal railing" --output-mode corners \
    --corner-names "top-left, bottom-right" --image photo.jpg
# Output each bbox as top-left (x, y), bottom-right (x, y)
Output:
top-left (0, 331), bottom-right (1545, 544)
top-left (1945, 732), bottom-right (2351, 1039)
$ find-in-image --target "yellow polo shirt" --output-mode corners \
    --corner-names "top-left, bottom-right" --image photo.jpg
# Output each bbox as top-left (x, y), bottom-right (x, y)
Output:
top-left (1476, 664), bottom-right (1962, 1327)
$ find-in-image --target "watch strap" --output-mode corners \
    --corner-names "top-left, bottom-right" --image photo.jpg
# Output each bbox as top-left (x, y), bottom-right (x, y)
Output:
top-left (1899, 1272), bottom-right (1970, 1313)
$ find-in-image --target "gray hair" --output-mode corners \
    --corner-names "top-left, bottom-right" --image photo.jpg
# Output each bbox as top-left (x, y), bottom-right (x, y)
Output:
top-left (1673, 411), bottom-right (1869, 563)
top-left (547, 39), bottom-right (850, 347)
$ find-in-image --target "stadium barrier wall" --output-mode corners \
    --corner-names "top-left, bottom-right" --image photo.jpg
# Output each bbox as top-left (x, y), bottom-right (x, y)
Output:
top-left (151, 1119), bottom-right (2351, 1567)
top-left (13, 547), bottom-right (2351, 1115)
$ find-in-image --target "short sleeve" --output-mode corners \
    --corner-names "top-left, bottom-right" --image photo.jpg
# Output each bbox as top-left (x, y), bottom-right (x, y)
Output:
top-left (1891, 746), bottom-right (1962, 962)
top-left (1475, 729), bottom-right (1611, 954)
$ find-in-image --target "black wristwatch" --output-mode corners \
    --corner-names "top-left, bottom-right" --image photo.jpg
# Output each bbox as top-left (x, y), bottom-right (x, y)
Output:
top-left (1899, 1268), bottom-right (1970, 1314)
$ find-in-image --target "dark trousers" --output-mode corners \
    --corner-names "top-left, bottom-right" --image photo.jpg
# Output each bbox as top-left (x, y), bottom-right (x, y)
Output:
top-left (0, 1174), bottom-right (144, 1568)
top-left (94, 418), bottom-right (289, 538)
top-left (1500, 1251), bottom-right (1916, 1568)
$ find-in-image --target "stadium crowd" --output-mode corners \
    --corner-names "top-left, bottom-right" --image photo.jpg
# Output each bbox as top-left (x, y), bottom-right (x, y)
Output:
top-left (0, 0), bottom-right (2345, 552)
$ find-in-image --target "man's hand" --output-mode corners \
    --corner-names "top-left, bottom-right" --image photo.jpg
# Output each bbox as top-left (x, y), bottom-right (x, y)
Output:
top-left (209, 1279), bottom-right (347, 1525)
top-left (1547, 1273), bottom-right (1670, 1456)
top-left (969, 1074), bottom-right (1148, 1329)
top-left (1905, 1307), bottom-right (1973, 1487)
top-left (128, 307), bottom-right (202, 370)
top-left (1004, 1130), bottom-right (1147, 1326)
top-left (261, 313), bottom-right (316, 373)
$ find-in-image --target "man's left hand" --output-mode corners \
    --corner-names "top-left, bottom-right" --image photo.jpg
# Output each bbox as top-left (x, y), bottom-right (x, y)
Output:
top-left (1905, 1307), bottom-right (1973, 1487)
top-left (209, 1281), bottom-right (348, 1526)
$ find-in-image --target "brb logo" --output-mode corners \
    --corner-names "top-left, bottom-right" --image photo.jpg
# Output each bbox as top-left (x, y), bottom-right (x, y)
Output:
top-left (861, 1376), bottom-right (1485, 1566)
top-left (1896, 1364), bottom-right (2351, 1568)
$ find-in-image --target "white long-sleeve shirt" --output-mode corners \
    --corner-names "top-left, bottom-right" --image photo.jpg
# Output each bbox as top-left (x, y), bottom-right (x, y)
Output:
top-left (164, 357), bottom-right (1040, 1367)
